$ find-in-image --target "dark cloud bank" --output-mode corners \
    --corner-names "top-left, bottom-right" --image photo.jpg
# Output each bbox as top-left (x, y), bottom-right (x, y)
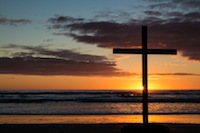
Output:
top-left (48, 0), bottom-right (200, 61)
top-left (0, 45), bottom-right (129, 76)
top-left (48, 16), bottom-right (200, 61)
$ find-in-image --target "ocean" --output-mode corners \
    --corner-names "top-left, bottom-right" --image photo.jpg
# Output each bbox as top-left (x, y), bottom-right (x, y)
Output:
top-left (0, 90), bottom-right (200, 124)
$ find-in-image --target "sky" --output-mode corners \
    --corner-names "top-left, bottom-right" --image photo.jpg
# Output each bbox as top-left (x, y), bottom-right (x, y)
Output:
top-left (0, 0), bottom-right (199, 90)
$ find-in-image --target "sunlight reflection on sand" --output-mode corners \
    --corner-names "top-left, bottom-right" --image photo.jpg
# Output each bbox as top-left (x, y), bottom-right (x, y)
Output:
top-left (0, 115), bottom-right (200, 124)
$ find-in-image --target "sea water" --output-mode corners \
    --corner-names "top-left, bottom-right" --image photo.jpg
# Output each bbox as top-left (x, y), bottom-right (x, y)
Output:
top-left (0, 90), bottom-right (199, 124)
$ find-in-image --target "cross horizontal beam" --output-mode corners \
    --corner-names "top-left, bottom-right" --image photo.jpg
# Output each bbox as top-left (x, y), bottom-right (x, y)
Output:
top-left (113, 48), bottom-right (177, 54)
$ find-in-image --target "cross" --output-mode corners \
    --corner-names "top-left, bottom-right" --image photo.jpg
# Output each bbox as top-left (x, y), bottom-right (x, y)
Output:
top-left (113, 26), bottom-right (177, 125)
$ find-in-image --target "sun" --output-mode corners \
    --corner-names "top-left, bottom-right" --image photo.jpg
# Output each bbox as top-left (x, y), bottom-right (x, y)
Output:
top-left (139, 86), bottom-right (144, 90)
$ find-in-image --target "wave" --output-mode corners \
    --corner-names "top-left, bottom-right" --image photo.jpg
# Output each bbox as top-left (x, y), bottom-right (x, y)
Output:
top-left (0, 99), bottom-right (199, 103)
top-left (0, 90), bottom-right (199, 103)
top-left (1, 112), bottom-right (200, 115)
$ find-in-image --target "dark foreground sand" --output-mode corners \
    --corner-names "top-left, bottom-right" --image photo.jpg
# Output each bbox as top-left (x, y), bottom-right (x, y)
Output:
top-left (0, 124), bottom-right (199, 133)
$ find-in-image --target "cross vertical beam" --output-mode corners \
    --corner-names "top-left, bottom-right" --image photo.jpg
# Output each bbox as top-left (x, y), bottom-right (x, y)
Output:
top-left (142, 26), bottom-right (148, 125)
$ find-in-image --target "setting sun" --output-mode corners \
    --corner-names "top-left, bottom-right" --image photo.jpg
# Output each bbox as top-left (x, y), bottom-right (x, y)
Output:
top-left (140, 86), bottom-right (144, 90)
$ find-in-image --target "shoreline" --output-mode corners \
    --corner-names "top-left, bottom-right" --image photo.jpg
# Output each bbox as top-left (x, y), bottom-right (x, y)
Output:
top-left (0, 123), bottom-right (200, 133)
top-left (1, 114), bottom-right (200, 124)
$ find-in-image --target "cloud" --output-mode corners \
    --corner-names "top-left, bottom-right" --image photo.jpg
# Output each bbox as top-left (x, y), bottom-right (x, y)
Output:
top-left (0, 57), bottom-right (119, 76)
top-left (43, 39), bottom-right (53, 42)
top-left (48, 15), bottom-right (84, 24)
top-left (49, 16), bottom-right (141, 48)
top-left (48, 0), bottom-right (200, 61)
top-left (147, 0), bottom-right (200, 11)
top-left (0, 44), bottom-right (131, 76)
top-left (144, 11), bottom-right (162, 16)
top-left (5, 44), bottom-right (109, 63)
top-left (0, 17), bottom-right (32, 25)
top-left (151, 73), bottom-right (200, 76)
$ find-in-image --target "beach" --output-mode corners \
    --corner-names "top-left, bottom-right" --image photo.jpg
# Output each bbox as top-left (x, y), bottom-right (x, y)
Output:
top-left (0, 90), bottom-right (199, 132)
top-left (0, 123), bottom-right (200, 133)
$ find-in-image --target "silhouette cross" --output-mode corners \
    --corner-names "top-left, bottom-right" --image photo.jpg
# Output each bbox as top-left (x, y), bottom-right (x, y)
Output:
top-left (113, 26), bottom-right (177, 125)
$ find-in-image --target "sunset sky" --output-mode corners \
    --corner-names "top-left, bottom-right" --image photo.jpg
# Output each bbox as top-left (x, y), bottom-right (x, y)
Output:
top-left (0, 0), bottom-right (199, 90)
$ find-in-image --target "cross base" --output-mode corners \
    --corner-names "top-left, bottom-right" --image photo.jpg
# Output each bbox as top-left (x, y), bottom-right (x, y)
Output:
top-left (121, 124), bottom-right (170, 133)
